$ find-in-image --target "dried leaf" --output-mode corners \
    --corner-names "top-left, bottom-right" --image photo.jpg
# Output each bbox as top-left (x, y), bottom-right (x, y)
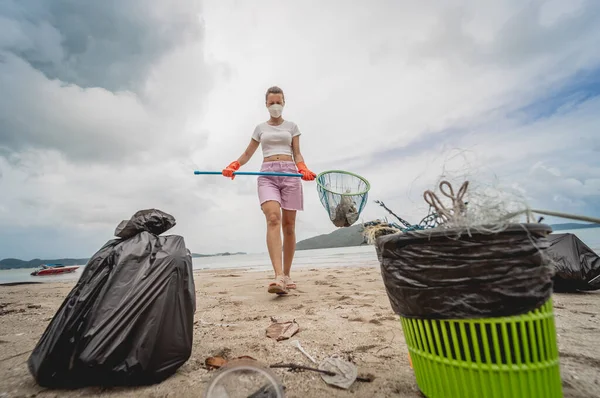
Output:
top-left (318, 357), bottom-right (357, 389)
top-left (205, 356), bottom-right (228, 369)
top-left (266, 320), bottom-right (299, 341)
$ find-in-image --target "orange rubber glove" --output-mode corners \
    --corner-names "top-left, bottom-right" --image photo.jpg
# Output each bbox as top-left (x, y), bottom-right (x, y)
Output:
top-left (222, 160), bottom-right (240, 180)
top-left (296, 161), bottom-right (316, 181)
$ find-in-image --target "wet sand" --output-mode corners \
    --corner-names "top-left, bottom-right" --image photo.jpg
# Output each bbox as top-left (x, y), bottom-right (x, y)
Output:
top-left (1, 266), bottom-right (599, 397)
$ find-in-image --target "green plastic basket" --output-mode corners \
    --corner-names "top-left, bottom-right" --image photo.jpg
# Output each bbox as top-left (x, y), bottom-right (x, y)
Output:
top-left (400, 298), bottom-right (562, 398)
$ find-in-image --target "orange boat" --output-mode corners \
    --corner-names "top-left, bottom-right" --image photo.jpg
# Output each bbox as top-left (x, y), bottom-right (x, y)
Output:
top-left (31, 264), bottom-right (80, 276)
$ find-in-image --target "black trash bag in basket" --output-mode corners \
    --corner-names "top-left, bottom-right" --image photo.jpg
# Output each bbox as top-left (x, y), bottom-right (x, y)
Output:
top-left (375, 223), bottom-right (555, 319)
top-left (27, 209), bottom-right (196, 388)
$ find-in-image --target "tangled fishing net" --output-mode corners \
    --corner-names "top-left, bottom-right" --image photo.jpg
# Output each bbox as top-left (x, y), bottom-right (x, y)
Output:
top-left (363, 177), bottom-right (536, 244)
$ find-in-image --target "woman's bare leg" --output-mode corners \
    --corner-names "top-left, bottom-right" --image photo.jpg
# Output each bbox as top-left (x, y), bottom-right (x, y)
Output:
top-left (262, 201), bottom-right (283, 275)
top-left (282, 209), bottom-right (297, 278)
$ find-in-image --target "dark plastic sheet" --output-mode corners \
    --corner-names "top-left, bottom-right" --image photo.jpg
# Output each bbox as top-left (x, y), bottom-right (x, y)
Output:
top-left (375, 223), bottom-right (555, 319)
top-left (27, 209), bottom-right (196, 388)
top-left (546, 233), bottom-right (600, 292)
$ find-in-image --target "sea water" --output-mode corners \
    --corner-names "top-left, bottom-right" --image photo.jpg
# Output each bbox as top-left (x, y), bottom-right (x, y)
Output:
top-left (2, 228), bottom-right (599, 285)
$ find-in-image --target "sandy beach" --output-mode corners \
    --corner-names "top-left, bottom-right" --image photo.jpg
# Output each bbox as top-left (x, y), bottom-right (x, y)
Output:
top-left (1, 265), bottom-right (599, 398)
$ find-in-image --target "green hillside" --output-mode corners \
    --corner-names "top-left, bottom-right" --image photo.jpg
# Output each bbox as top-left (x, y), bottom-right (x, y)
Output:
top-left (296, 224), bottom-right (367, 250)
top-left (0, 252), bottom-right (246, 270)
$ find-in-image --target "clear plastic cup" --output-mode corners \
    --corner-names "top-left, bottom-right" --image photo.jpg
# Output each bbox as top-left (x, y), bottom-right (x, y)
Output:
top-left (203, 359), bottom-right (285, 398)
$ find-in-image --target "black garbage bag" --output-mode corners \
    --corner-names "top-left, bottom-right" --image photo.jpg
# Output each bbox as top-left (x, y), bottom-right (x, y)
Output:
top-left (375, 223), bottom-right (555, 319)
top-left (27, 209), bottom-right (196, 388)
top-left (545, 233), bottom-right (600, 292)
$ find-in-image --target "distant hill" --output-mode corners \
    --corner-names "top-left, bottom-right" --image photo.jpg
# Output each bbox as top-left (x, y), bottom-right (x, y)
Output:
top-left (192, 252), bottom-right (246, 258)
top-left (295, 222), bottom-right (600, 251)
top-left (0, 251), bottom-right (247, 270)
top-left (296, 224), bottom-right (367, 250)
top-left (0, 258), bottom-right (89, 270)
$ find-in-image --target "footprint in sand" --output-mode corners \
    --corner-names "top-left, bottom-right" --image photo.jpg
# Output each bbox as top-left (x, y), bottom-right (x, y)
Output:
top-left (355, 344), bottom-right (378, 353)
top-left (349, 317), bottom-right (366, 322)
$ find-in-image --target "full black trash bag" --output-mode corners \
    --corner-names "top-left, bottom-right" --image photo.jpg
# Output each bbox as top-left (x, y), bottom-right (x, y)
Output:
top-left (27, 209), bottom-right (196, 388)
top-left (545, 233), bottom-right (600, 292)
top-left (375, 223), bottom-right (555, 319)
top-left (114, 208), bottom-right (176, 239)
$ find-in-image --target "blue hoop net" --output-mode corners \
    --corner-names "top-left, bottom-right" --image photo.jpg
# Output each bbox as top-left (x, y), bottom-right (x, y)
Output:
top-left (316, 171), bottom-right (370, 228)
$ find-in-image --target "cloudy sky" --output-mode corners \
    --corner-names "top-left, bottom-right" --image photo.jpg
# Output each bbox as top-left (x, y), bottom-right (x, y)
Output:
top-left (1, 0), bottom-right (599, 260)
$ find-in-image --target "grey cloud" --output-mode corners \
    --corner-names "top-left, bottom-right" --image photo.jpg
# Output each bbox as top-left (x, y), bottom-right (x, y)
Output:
top-left (0, 0), bottom-right (204, 92)
top-left (409, 1), bottom-right (600, 67)
top-left (0, 0), bottom-right (214, 164)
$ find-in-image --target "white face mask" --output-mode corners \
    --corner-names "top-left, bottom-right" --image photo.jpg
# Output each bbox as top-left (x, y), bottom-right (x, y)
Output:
top-left (268, 104), bottom-right (283, 118)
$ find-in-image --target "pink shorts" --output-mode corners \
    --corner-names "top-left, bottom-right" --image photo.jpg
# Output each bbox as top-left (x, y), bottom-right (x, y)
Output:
top-left (257, 161), bottom-right (304, 211)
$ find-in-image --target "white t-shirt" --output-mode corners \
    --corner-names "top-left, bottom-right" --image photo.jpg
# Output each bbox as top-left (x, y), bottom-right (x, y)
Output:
top-left (251, 121), bottom-right (301, 158)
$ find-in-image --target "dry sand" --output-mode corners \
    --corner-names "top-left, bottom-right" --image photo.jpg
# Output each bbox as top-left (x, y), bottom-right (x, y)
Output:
top-left (1, 266), bottom-right (599, 398)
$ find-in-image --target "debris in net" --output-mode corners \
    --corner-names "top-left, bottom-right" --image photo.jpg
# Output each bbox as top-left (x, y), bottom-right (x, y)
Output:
top-left (289, 340), bottom-right (317, 363)
top-left (333, 189), bottom-right (359, 227)
top-left (266, 320), bottom-right (299, 341)
top-left (318, 356), bottom-right (358, 389)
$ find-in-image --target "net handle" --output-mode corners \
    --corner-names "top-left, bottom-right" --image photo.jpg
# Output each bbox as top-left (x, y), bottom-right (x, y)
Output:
top-left (194, 170), bottom-right (303, 178)
top-left (316, 170), bottom-right (371, 196)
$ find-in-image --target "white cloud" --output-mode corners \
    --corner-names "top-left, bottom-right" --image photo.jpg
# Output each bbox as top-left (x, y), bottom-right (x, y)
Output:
top-left (1, 0), bottom-right (600, 259)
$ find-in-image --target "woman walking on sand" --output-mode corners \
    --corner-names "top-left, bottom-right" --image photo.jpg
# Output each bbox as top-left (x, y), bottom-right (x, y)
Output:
top-left (222, 86), bottom-right (317, 295)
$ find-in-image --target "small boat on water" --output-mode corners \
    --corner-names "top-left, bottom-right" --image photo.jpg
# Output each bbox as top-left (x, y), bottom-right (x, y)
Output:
top-left (30, 263), bottom-right (80, 276)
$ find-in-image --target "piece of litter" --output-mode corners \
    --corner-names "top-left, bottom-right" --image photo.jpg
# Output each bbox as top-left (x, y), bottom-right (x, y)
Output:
top-left (266, 320), bottom-right (299, 341)
top-left (332, 189), bottom-right (359, 228)
top-left (318, 357), bottom-right (357, 389)
top-left (289, 340), bottom-right (317, 364)
top-left (205, 355), bottom-right (257, 370)
top-left (205, 356), bottom-right (228, 369)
